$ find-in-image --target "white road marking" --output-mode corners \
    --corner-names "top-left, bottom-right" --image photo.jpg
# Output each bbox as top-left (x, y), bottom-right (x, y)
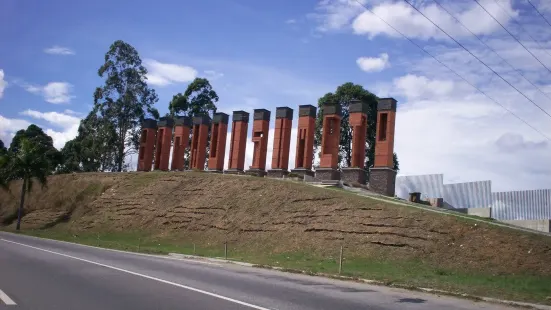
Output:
top-left (1, 239), bottom-right (270, 310)
top-left (0, 289), bottom-right (16, 305)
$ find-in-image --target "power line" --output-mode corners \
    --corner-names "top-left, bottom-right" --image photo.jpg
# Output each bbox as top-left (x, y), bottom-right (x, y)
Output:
top-left (480, 0), bottom-right (551, 72)
top-left (350, 0), bottom-right (551, 141)
top-left (525, 0), bottom-right (551, 34)
top-left (403, 0), bottom-right (551, 119)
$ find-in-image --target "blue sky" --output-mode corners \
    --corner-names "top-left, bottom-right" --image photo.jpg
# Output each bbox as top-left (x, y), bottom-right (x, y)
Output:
top-left (1, 0), bottom-right (551, 191)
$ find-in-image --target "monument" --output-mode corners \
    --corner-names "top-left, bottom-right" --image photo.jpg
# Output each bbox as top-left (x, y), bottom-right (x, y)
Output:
top-left (315, 103), bottom-right (342, 181)
top-left (369, 98), bottom-right (397, 196)
top-left (137, 118), bottom-right (157, 172)
top-left (207, 112), bottom-right (229, 172)
top-left (225, 111), bottom-right (250, 174)
top-left (171, 116), bottom-right (191, 171)
top-left (153, 117), bottom-right (173, 171)
top-left (246, 109), bottom-right (270, 177)
top-left (342, 100), bottom-right (368, 184)
top-left (290, 105), bottom-right (317, 178)
top-left (190, 115), bottom-right (211, 170)
top-left (267, 107), bottom-right (293, 178)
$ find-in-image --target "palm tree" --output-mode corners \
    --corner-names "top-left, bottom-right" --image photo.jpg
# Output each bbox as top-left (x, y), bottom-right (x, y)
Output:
top-left (0, 138), bottom-right (50, 230)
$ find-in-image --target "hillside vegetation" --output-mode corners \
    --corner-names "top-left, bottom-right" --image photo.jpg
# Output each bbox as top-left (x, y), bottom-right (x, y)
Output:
top-left (1, 172), bottom-right (550, 303)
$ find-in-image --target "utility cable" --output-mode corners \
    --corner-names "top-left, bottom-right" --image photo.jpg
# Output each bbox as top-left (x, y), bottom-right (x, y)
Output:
top-left (351, 0), bottom-right (550, 141)
top-left (525, 0), bottom-right (551, 35)
top-left (403, 0), bottom-right (551, 119)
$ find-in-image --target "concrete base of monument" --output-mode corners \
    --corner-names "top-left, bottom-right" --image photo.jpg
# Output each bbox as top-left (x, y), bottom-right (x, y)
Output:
top-left (205, 169), bottom-right (223, 174)
top-left (290, 168), bottom-right (315, 178)
top-left (223, 169), bottom-right (245, 175)
top-left (368, 167), bottom-right (397, 197)
top-left (314, 168), bottom-right (340, 181)
top-left (267, 169), bottom-right (288, 178)
top-left (245, 169), bottom-right (267, 177)
top-left (341, 167), bottom-right (367, 184)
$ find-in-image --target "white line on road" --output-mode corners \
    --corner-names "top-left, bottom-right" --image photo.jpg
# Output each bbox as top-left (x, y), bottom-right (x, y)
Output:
top-left (0, 289), bottom-right (16, 306)
top-left (0, 238), bottom-right (270, 310)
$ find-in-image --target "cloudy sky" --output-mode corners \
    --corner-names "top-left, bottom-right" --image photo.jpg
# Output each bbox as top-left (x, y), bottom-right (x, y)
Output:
top-left (1, 0), bottom-right (550, 191)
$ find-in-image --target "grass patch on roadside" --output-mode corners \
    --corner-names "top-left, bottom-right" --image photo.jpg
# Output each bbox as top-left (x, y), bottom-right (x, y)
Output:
top-left (6, 228), bottom-right (551, 306)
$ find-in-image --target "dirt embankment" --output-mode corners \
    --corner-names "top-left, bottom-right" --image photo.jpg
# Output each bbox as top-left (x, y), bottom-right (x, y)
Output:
top-left (1, 172), bottom-right (550, 276)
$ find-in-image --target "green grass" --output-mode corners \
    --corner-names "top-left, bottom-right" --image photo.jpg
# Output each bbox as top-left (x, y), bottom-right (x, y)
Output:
top-left (6, 228), bottom-right (551, 306)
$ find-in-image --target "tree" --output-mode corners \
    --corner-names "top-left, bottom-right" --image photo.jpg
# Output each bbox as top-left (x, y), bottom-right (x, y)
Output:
top-left (168, 78), bottom-right (218, 168)
top-left (314, 82), bottom-right (399, 173)
top-left (1, 138), bottom-right (50, 230)
top-left (0, 139), bottom-right (6, 156)
top-left (9, 125), bottom-right (62, 171)
top-left (93, 40), bottom-right (159, 172)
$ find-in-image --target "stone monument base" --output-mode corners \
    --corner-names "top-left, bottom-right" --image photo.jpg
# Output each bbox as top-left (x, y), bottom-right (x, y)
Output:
top-left (341, 167), bottom-right (366, 184)
top-left (245, 169), bottom-right (267, 177)
top-left (368, 167), bottom-right (397, 197)
top-left (267, 169), bottom-right (288, 178)
top-left (290, 168), bottom-right (314, 178)
top-left (224, 169), bottom-right (245, 175)
top-left (315, 167), bottom-right (340, 181)
top-left (205, 169), bottom-right (223, 174)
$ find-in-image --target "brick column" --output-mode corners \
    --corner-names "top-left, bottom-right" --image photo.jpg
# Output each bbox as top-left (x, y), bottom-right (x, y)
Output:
top-left (369, 98), bottom-right (397, 196)
top-left (225, 111), bottom-right (249, 174)
top-left (190, 115), bottom-right (211, 170)
top-left (154, 117), bottom-right (174, 171)
top-left (342, 100), bottom-right (369, 184)
top-left (207, 112), bottom-right (229, 172)
top-left (315, 103), bottom-right (341, 181)
top-left (267, 107), bottom-right (293, 178)
top-left (290, 105), bottom-right (316, 178)
top-left (246, 109), bottom-right (270, 177)
top-left (171, 116), bottom-right (191, 171)
top-left (137, 119), bottom-right (157, 172)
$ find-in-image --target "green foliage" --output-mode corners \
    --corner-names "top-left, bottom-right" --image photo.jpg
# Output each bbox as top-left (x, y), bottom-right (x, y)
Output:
top-left (393, 152), bottom-right (400, 172)
top-left (1, 138), bottom-right (50, 230)
top-left (9, 125), bottom-right (62, 171)
top-left (168, 77), bottom-right (218, 168)
top-left (314, 82), bottom-right (399, 172)
top-left (0, 139), bottom-right (6, 154)
top-left (92, 40), bottom-right (159, 172)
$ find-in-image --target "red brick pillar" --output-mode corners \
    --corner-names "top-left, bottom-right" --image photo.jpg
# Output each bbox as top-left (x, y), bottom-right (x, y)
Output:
top-left (153, 117), bottom-right (173, 171)
top-left (207, 112), bottom-right (229, 172)
top-left (225, 111), bottom-right (249, 174)
top-left (190, 115), bottom-right (211, 170)
top-left (171, 116), bottom-right (191, 171)
top-left (267, 107), bottom-right (293, 178)
top-left (315, 103), bottom-right (342, 181)
top-left (137, 119), bottom-right (157, 172)
top-left (342, 100), bottom-right (368, 184)
top-left (369, 98), bottom-right (397, 196)
top-left (291, 105), bottom-right (316, 178)
top-left (247, 109), bottom-right (270, 177)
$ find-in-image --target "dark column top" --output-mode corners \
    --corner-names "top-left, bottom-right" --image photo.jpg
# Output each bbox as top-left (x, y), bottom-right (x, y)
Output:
top-left (232, 110), bottom-right (250, 123)
top-left (212, 112), bottom-right (229, 124)
top-left (175, 116), bottom-right (192, 127)
top-left (275, 107), bottom-right (293, 120)
top-left (157, 117), bottom-right (174, 128)
top-left (377, 98), bottom-right (397, 112)
top-left (254, 109), bottom-right (271, 121)
top-left (349, 99), bottom-right (370, 115)
top-left (298, 105), bottom-right (317, 118)
top-left (193, 115), bottom-right (212, 125)
top-left (142, 118), bottom-right (158, 129)
top-left (322, 103), bottom-right (342, 117)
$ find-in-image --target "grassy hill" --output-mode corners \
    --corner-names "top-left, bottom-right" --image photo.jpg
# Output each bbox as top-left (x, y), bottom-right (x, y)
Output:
top-left (1, 172), bottom-right (550, 304)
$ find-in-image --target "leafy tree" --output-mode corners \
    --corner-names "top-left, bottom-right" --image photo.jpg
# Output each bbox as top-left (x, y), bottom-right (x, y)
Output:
top-left (93, 40), bottom-right (159, 172)
top-left (314, 82), bottom-right (399, 173)
top-left (9, 125), bottom-right (62, 171)
top-left (1, 138), bottom-right (50, 230)
top-left (168, 78), bottom-right (218, 168)
top-left (0, 139), bottom-right (6, 155)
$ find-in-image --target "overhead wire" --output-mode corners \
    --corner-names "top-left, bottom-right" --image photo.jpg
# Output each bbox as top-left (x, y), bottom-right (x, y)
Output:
top-left (525, 0), bottom-right (551, 30)
top-left (402, 0), bottom-right (551, 119)
top-left (350, 0), bottom-right (550, 141)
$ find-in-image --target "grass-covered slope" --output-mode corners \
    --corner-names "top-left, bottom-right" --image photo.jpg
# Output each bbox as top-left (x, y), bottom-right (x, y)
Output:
top-left (1, 172), bottom-right (550, 303)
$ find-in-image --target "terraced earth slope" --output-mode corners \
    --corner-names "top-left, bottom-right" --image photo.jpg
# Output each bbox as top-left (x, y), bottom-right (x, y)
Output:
top-left (1, 171), bottom-right (550, 279)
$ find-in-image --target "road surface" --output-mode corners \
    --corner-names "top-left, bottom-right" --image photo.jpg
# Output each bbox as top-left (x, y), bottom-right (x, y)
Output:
top-left (0, 232), bottom-right (516, 310)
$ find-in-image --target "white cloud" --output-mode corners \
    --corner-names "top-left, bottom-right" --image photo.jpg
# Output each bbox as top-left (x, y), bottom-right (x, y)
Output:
top-left (203, 70), bottom-right (224, 80)
top-left (0, 69), bottom-right (6, 99)
top-left (356, 53), bottom-right (390, 72)
top-left (285, 19), bottom-right (297, 24)
top-left (19, 110), bottom-right (80, 149)
top-left (25, 82), bottom-right (74, 104)
top-left (0, 115), bottom-right (30, 147)
top-left (393, 74), bottom-right (454, 99)
top-left (44, 45), bottom-right (75, 55)
top-left (144, 59), bottom-right (197, 86)
top-left (309, 0), bottom-right (367, 32)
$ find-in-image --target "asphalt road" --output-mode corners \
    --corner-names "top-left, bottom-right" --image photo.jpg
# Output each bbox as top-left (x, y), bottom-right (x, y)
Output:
top-left (0, 232), bottom-right (516, 310)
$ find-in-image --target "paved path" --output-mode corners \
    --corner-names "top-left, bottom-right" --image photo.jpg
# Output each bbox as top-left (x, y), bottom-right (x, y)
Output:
top-left (0, 232), bottom-right (516, 310)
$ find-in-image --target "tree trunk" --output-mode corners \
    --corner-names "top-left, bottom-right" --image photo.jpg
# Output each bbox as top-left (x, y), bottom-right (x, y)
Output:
top-left (16, 178), bottom-right (27, 231)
